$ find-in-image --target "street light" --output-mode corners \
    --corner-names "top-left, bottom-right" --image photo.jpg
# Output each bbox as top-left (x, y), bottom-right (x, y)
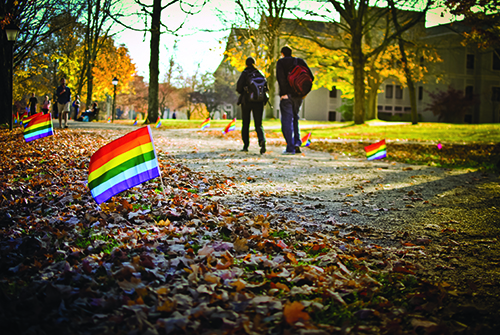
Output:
top-left (111, 77), bottom-right (118, 123)
top-left (5, 22), bottom-right (19, 131)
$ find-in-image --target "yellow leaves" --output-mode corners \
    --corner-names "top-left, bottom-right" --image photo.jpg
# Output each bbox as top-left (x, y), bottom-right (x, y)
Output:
top-left (283, 301), bottom-right (310, 325)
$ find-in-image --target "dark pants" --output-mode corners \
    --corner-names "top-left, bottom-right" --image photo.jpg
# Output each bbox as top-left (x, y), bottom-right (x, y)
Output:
top-left (241, 101), bottom-right (266, 149)
top-left (280, 96), bottom-right (303, 153)
top-left (73, 107), bottom-right (79, 120)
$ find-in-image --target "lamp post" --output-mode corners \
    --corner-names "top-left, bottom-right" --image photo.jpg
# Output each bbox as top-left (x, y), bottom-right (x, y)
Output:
top-left (111, 77), bottom-right (118, 123)
top-left (5, 23), bottom-right (19, 131)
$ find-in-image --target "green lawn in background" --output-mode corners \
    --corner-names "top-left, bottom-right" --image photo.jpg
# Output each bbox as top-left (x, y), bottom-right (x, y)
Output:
top-left (113, 119), bottom-right (500, 144)
top-left (298, 120), bottom-right (500, 144)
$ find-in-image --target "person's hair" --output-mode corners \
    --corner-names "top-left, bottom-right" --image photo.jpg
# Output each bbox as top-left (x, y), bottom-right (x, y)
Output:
top-left (245, 57), bottom-right (255, 67)
top-left (281, 46), bottom-right (292, 57)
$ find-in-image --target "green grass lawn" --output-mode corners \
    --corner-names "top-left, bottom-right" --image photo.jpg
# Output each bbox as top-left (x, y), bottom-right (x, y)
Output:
top-left (299, 121), bottom-right (500, 144)
top-left (112, 119), bottom-right (500, 144)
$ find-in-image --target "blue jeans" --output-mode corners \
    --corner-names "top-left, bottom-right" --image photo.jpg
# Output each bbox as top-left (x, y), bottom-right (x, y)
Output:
top-left (280, 96), bottom-right (302, 152)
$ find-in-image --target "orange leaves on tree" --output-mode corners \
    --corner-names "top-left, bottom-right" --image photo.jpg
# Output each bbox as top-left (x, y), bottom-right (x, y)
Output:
top-left (283, 301), bottom-right (310, 325)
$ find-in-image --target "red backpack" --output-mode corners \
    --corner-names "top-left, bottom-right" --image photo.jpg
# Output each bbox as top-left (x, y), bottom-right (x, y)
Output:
top-left (287, 58), bottom-right (313, 97)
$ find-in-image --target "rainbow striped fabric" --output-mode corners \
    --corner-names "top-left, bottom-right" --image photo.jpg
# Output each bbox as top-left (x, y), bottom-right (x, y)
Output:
top-left (24, 113), bottom-right (54, 142)
top-left (88, 126), bottom-right (161, 204)
top-left (107, 116), bottom-right (112, 123)
top-left (133, 115), bottom-right (139, 126)
top-left (155, 116), bottom-right (161, 128)
top-left (201, 118), bottom-right (210, 130)
top-left (364, 139), bottom-right (387, 160)
top-left (301, 132), bottom-right (312, 147)
top-left (222, 118), bottom-right (236, 134)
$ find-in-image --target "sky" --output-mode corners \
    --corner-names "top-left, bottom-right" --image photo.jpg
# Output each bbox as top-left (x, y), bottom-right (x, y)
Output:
top-left (112, 0), bottom-right (458, 82)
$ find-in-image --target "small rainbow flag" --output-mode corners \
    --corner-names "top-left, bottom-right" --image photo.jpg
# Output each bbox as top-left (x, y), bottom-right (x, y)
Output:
top-left (24, 113), bottom-right (54, 142)
top-left (107, 116), bottom-right (112, 123)
top-left (301, 132), bottom-right (312, 147)
top-left (14, 112), bottom-right (19, 124)
top-left (88, 126), bottom-right (161, 204)
top-left (364, 139), bottom-right (387, 160)
top-left (133, 115), bottom-right (139, 126)
top-left (155, 116), bottom-right (161, 128)
top-left (201, 118), bottom-right (210, 130)
top-left (222, 118), bottom-right (236, 134)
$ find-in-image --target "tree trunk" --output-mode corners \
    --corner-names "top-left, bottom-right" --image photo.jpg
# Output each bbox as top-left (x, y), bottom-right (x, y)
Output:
top-left (398, 38), bottom-right (418, 124)
top-left (366, 79), bottom-right (379, 120)
top-left (147, 0), bottom-right (161, 124)
top-left (0, 34), bottom-right (11, 125)
top-left (265, 33), bottom-right (277, 119)
top-left (351, 36), bottom-right (366, 125)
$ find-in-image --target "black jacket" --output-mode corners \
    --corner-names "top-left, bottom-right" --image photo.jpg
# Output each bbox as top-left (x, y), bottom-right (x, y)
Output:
top-left (236, 66), bottom-right (265, 104)
top-left (276, 56), bottom-right (314, 97)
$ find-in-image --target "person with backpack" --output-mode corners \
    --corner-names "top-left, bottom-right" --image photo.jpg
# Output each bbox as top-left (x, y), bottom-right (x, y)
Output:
top-left (276, 46), bottom-right (314, 155)
top-left (236, 57), bottom-right (268, 154)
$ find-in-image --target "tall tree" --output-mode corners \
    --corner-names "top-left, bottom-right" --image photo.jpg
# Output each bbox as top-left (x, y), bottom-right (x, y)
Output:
top-left (298, 1), bottom-right (431, 124)
top-left (0, 0), bottom-right (78, 125)
top-left (110, 0), bottom-right (205, 124)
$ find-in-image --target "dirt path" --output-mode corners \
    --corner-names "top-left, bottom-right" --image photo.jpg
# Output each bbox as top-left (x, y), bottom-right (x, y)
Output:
top-left (147, 127), bottom-right (500, 327)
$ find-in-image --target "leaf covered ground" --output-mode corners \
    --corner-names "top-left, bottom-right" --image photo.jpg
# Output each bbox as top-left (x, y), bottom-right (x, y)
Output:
top-left (1, 127), bottom-right (499, 335)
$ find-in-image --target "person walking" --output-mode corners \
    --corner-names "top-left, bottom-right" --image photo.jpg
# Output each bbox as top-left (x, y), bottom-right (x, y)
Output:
top-left (236, 57), bottom-right (267, 154)
top-left (41, 95), bottom-right (51, 115)
top-left (72, 95), bottom-right (81, 121)
top-left (276, 46), bottom-right (314, 155)
top-left (28, 93), bottom-right (38, 116)
top-left (56, 78), bottom-right (71, 128)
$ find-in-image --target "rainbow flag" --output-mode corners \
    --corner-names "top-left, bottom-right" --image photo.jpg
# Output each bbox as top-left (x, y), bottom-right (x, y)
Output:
top-left (222, 118), bottom-right (236, 134)
top-left (88, 126), bottom-right (161, 204)
top-left (24, 113), bottom-right (53, 142)
top-left (301, 132), bottom-right (312, 147)
top-left (133, 115), bottom-right (139, 126)
top-left (155, 116), bottom-right (161, 128)
top-left (200, 118), bottom-right (210, 130)
top-left (364, 139), bottom-right (387, 160)
top-left (107, 116), bottom-right (112, 123)
top-left (22, 112), bottom-right (41, 128)
top-left (14, 112), bottom-right (19, 124)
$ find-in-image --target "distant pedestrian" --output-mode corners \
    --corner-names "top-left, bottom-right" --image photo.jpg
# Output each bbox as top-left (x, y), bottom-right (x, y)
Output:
top-left (56, 78), bottom-right (71, 128)
top-left (41, 95), bottom-right (51, 115)
top-left (172, 111), bottom-right (176, 119)
top-left (28, 93), bottom-right (38, 116)
top-left (72, 95), bottom-right (80, 121)
top-left (236, 56), bottom-right (267, 154)
top-left (276, 46), bottom-right (314, 155)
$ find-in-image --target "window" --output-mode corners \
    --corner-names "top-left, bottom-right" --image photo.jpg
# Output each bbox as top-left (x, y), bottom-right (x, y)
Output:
top-left (404, 107), bottom-right (412, 112)
top-left (465, 86), bottom-right (473, 100)
top-left (377, 105), bottom-right (383, 110)
top-left (329, 86), bottom-right (337, 98)
top-left (395, 106), bottom-right (402, 111)
top-left (466, 54), bottom-right (475, 69)
top-left (385, 85), bottom-right (393, 99)
top-left (493, 50), bottom-right (500, 70)
top-left (385, 106), bottom-right (393, 111)
top-left (395, 85), bottom-right (403, 99)
top-left (328, 111), bottom-right (337, 121)
top-left (418, 86), bottom-right (423, 100)
top-left (492, 87), bottom-right (500, 102)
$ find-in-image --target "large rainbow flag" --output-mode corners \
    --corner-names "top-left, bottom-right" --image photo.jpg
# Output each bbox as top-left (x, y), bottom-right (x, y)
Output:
top-left (24, 113), bottom-right (54, 142)
top-left (364, 139), bottom-right (387, 160)
top-left (155, 116), bottom-right (161, 128)
top-left (222, 118), bottom-right (236, 134)
top-left (88, 126), bottom-right (161, 204)
top-left (201, 118), bottom-right (210, 130)
top-left (301, 132), bottom-right (312, 147)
